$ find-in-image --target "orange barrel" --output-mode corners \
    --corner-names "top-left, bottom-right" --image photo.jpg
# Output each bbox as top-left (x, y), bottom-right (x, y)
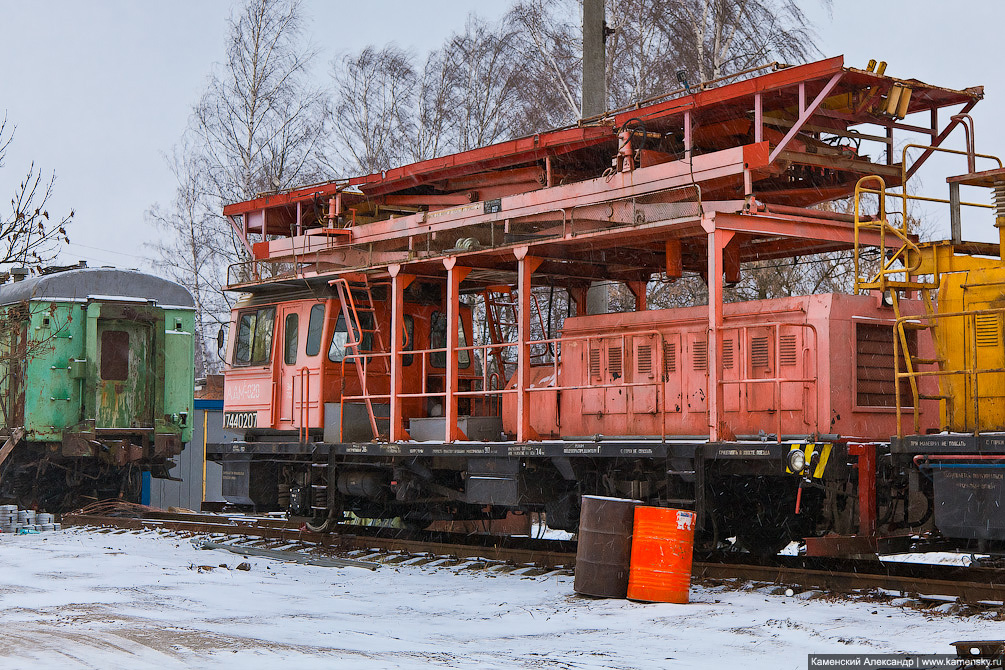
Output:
top-left (574, 495), bottom-right (640, 598)
top-left (627, 506), bottom-right (696, 603)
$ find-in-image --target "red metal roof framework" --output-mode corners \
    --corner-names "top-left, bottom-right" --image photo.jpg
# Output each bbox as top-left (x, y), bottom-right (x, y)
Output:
top-left (221, 55), bottom-right (982, 293)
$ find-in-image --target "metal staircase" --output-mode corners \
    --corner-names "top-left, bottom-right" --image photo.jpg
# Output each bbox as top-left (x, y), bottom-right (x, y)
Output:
top-left (332, 276), bottom-right (390, 440)
top-left (482, 286), bottom-right (550, 385)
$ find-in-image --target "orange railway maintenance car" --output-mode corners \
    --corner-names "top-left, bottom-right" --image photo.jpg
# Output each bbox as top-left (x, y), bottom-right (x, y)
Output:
top-left (209, 57), bottom-right (1005, 554)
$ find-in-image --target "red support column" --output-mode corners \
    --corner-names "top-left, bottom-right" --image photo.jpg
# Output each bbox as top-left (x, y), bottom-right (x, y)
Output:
top-left (626, 280), bottom-right (648, 311)
top-left (389, 265), bottom-right (414, 442)
top-left (568, 286), bottom-right (588, 317)
top-left (444, 258), bottom-right (471, 442)
top-left (848, 443), bottom-right (877, 537)
top-left (515, 247), bottom-right (543, 442)
top-left (706, 224), bottom-right (735, 442)
top-left (665, 240), bottom-right (682, 280)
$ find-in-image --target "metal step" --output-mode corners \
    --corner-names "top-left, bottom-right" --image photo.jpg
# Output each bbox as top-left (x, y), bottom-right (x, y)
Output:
top-left (911, 357), bottom-right (940, 365)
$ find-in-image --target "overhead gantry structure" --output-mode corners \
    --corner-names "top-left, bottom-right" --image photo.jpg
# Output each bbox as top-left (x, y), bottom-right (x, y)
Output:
top-left (221, 55), bottom-right (985, 444)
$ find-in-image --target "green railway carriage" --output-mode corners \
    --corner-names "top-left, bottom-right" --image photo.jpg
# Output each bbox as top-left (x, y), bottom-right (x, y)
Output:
top-left (0, 266), bottom-right (196, 510)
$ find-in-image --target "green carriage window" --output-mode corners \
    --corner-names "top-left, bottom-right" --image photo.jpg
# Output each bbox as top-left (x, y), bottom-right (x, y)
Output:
top-left (284, 313), bottom-right (299, 365)
top-left (235, 306), bottom-right (276, 365)
top-left (429, 311), bottom-right (470, 369)
top-left (100, 330), bottom-right (129, 381)
top-left (306, 304), bottom-right (325, 357)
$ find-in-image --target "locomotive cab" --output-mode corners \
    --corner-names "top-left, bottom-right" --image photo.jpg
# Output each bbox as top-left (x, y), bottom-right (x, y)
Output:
top-left (222, 286), bottom-right (483, 442)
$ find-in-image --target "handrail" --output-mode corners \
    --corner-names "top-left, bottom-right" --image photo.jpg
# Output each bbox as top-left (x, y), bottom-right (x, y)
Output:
top-left (893, 306), bottom-right (1005, 436)
top-left (853, 144), bottom-right (1004, 295)
top-left (339, 323), bottom-right (825, 442)
top-left (853, 175), bottom-right (930, 292)
top-left (299, 367), bottom-right (310, 443)
top-left (715, 323), bottom-right (820, 442)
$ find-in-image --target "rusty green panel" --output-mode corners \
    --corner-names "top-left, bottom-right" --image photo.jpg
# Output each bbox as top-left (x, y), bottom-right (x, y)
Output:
top-left (162, 308), bottom-right (195, 444)
top-left (1, 298), bottom-right (195, 447)
top-left (20, 302), bottom-right (87, 441)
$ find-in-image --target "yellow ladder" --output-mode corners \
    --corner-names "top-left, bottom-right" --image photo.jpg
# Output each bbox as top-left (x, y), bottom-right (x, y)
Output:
top-left (853, 176), bottom-right (949, 435)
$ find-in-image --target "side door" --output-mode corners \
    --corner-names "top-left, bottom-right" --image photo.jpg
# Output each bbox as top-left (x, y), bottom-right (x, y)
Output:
top-left (277, 305), bottom-right (302, 431)
top-left (96, 318), bottom-right (154, 429)
top-left (224, 305), bottom-right (276, 431)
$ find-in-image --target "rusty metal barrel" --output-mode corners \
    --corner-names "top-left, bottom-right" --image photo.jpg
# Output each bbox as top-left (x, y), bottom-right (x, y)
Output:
top-left (573, 495), bottom-right (640, 598)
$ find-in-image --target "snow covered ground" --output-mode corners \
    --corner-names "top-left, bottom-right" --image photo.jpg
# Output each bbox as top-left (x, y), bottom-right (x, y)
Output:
top-left (0, 528), bottom-right (999, 670)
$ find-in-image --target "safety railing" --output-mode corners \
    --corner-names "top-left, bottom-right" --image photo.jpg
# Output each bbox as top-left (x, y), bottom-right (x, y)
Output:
top-left (853, 143), bottom-right (1002, 293)
top-left (894, 306), bottom-right (1005, 436)
top-left (716, 323), bottom-right (820, 442)
top-left (339, 340), bottom-right (513, 441)
top-left (339, 323), bottom-right (824, 443)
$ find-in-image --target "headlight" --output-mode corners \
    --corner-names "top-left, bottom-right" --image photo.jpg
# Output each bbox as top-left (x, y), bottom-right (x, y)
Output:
top-left (787, 449), bottom-right (806, 473)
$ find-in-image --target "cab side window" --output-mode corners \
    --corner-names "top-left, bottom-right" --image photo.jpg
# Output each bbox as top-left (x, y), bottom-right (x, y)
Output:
top-left (305, 304), bottom-right (325, 356)
top-left (235, 306), bottom-right (276, 365)
top-left (284, 313), bottom-right (298, 365)
top-left (429, 311), bottom-right (470, 369)
top-left (328, 311), bottom-right (373, 362)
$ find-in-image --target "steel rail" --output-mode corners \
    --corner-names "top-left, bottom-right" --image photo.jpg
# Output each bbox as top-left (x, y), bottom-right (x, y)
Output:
top-left (61, 512), bottom-right (577, 569)
top-left (62, 512), bottom-right (1005, 602)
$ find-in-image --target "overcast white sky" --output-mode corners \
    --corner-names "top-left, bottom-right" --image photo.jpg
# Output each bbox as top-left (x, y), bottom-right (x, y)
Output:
top-left (0, 0), bottom-right (1000, 270)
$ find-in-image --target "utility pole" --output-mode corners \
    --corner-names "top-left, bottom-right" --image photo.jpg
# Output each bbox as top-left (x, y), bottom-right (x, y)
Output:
top-left (582, 0), bottom-right (606, 119)
top-left (583, 0), bottom-right (610, 314)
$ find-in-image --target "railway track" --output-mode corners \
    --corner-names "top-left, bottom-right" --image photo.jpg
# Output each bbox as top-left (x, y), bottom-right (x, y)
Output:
top-left (61, 508), bottom-right (1005, 605)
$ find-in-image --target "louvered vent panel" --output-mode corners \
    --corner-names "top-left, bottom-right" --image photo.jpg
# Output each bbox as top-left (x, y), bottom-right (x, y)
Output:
top-left (976, 314), bottom-right (1001, 348)
top-left (751, 337), bottom-right (770, 368)
top-left (637, 344), bottom-right (652, 375)
top-left (589, 348), bottom-right (601, 378)
top-left (609, 346), bottom-right (623, 378)
top-left (856, 323), bottom-right (915, 407)
top-left (693, 340), bottom-right (708, 371)
top-left (780, 334), bottom-right (797, 366)
top-left (664, 341), bottom-right (676, 373)
top-left (722, 339), bottom-right (734, 369)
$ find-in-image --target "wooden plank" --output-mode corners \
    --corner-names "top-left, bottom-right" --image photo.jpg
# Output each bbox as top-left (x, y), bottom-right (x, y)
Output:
top-left (0, 428), bottom-right (25, 471)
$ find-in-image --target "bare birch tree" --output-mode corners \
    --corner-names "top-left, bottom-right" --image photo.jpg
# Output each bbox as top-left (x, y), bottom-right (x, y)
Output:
top-left (663, 0), bottom-right (821, 84)
top-left (325, 45), bottom-right (417, 174)
top-left (146, 145), bottom-right (230, 376)
top-left (504, 0), bottom-right (823, 122)
top-left (445, 16), bottom-right (525, 152)
top-left (409, 49), bottom-right (455, 163)
top-left (151, 0), bottom-right (326, 370)
top-left (505, 1), bottom-right (583, 135)
top-left (327, 16), bottom-right (525, 171)
top-left (193, 0), bottom-right (325, 203)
